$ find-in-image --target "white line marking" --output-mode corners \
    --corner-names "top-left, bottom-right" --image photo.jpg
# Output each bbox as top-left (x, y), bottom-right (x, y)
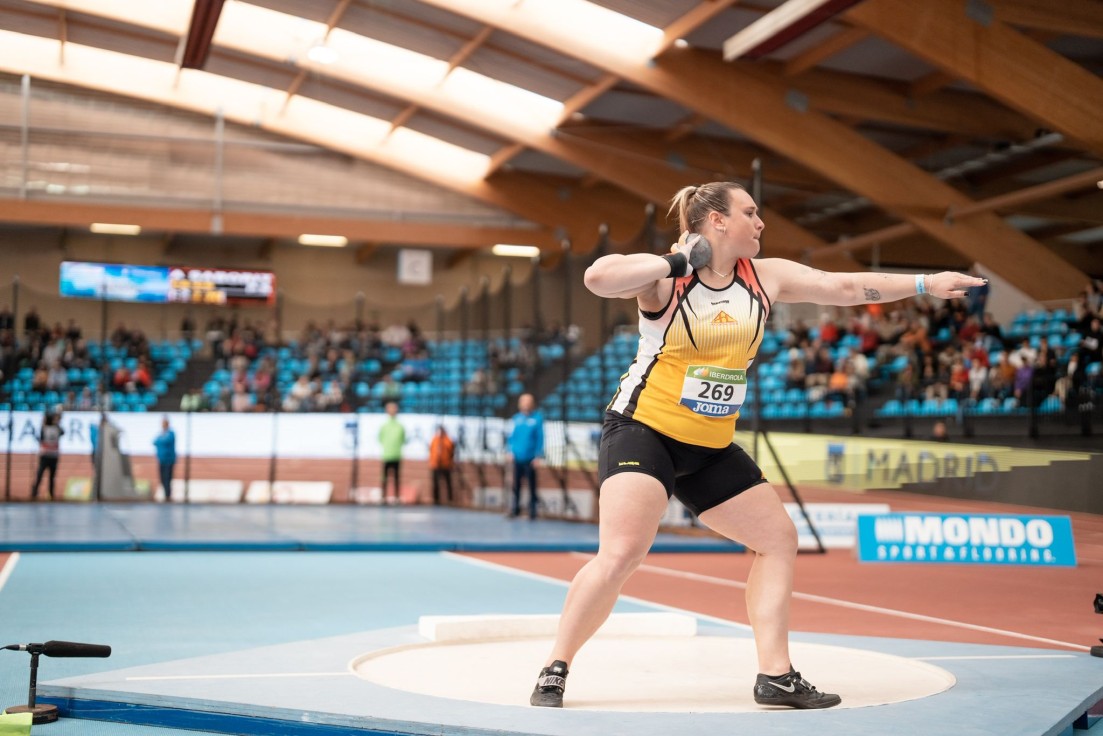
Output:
top-left (126, 672), bottom-right (351, 682)
top-left (595, 555), bottom-right (1091, 653)
top-left (442, 551), bottom-right (753, 632)
top-left (0, 552), bottom-right (20, 595)
top-left (916, 655), bottom-right (1079, 661)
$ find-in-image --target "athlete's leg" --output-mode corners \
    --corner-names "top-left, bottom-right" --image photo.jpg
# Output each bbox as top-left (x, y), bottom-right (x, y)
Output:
top-left (544, 471), bottom-right (668, 666)
top-left (697, 483), bottom-right (797, 675)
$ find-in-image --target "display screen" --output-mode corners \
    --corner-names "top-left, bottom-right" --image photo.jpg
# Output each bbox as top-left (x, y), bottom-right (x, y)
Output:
top-left (60, 262), bottom-right (276, 306)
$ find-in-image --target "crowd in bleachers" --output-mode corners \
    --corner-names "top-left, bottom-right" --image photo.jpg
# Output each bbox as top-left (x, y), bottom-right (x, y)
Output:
top-left (0, 307), bottom-right (189, 414)
top-left (548, 278), bottom-right (1103, 425)
top-left (3, 277), bottom-right (1101, 428)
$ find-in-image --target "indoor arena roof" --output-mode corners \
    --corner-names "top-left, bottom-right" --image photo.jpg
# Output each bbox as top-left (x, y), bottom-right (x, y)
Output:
top-left (0, 0), bottom-right (1100, 298)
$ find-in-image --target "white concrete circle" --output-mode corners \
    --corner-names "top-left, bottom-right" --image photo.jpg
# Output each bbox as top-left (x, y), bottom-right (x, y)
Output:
top-left (352, 636), bottom-right (955, 712)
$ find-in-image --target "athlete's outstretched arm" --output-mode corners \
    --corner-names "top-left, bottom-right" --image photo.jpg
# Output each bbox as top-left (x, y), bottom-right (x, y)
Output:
top-left (583, 254), bottom-right (669, 299)
top-left (758, 258), bottom-right (986, 306)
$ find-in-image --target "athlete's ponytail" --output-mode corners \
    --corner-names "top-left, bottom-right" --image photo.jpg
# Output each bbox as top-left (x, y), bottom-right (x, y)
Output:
top-left (667, 181), bottom-right (746, 233)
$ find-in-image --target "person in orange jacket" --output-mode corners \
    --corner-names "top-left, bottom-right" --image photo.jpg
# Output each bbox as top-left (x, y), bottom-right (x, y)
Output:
top-left (428, 425), bottom-right (455, 506)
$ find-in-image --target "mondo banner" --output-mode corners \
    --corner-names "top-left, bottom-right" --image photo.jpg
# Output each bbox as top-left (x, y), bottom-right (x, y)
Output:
top-left (856, 513), bottom-right (1076, 567)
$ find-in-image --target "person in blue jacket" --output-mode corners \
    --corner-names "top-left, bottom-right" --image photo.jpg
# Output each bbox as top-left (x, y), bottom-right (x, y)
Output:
top-left (508, 393), bottom-right (544, 520)
top-left (153, 416), bottom-right (177, 502)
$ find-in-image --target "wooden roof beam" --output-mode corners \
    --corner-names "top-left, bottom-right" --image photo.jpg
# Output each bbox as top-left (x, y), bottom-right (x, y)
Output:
top-left (847, 0), bottom-right (1103, 156)
top-left (180, 0), bottom-right (225, 70)
top-left (811, 165), bottom-right (1103, 260)
top-left (420, 0), bottom-right (1086, 297)
top-left (784, 25), bottom-right (869, 76)
top-left (723, 0), bottom-right (865, 61)
top-left (992, 0), bottom-right (1103, 40)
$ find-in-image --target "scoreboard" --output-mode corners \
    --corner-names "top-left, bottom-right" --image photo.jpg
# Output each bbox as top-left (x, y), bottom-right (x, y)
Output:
top-left (60, 261), bottom-right (276, 306)
top-left (167, 267), bottom-right (275, 306)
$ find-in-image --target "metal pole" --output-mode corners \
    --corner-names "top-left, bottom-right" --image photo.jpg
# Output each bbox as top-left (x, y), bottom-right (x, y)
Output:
top-left (459, 286), bottom-right (469, 416)
top-left (19, 75), bottom-right (29, 200)
top-left (5, 275), bottom-right (18, 500)
top-left (267, 408), bottom-right (278, 504)
top-left (349, 414), bottom-right (360, 503)
top-left (596, 225), bottom-right (609, 413)
top-left (750, 158), bottom-right (763, 462)
top-left (212, 107), bottom-right (224, 234)
top-left (435, 294), bottom-right (445, 419)
top-left (502, 266), bottom-right (512, 381)
top-left (97, 275), bottom-right (108, 502)
top-left (184, 408), bottom-right (192, 503)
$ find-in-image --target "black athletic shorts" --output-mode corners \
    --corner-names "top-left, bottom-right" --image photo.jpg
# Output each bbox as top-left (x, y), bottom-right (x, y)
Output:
top-left (597, 411), bottom-right (768, 516)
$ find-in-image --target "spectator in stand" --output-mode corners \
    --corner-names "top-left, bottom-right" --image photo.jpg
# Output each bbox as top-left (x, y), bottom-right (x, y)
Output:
top-left (283, 375), bottom-right (315, 412)
top-left (64, 319), bottom-right (82, 343)
top-left (428, 425), bottom-right (455, 506)
top-left (31, 362), bottom-right (49, 391)
top-left (230, 386), bottom-right (253, 413)
top-left (46, 360), bottom-right (68, 391)
top-left (1031, 342), bottom-right (1058, 406)
top-left (252, 359), bottom-right (274, 399)
top-left (825, 360), bottom-right (855, 407)
top-left (399, 349), bottom-right (431, 382)
top-left (320, 381), bottom-right (344, 412)
top-left (42, 329), bottom-right (65, 367)
top-left (979, 313), bottom-right (1005, 351)
top-left (957, 314), bottom-right (980, 345)
top-left (968, 357), bottom-right (989, 400)
top-left (930, 420), bottom-right (950, 442)
top-left (132, 359), bottom-right (153, 390)
top-left (180, 313), bottom-right (196, 343)
top-left (75, 386), bottom-right (95, 410)
top-left (1078, 316), bottom-right (1102, 366)
top-left (1012, 360), bottom-right (1034, 404)
top-left (1056, 352), bottom-right (1084, 403)
top-left (111, 364), bottom-right (131, 391)
top-left (920, 355), bottom-right (947, 401)
top-left (784, 357), bottom-right (806, 391)
top-left (23, 306), bottom-right (40, 338)
top-left (379, 373), bottom-right (402, 402)
top-left (180, 388), bottom-right (207, 412)
top-left (816, 313), bottom-right (839, 346)
top-left (988, 352), bottom-right (1016, 400)
top-left (0, 304), bottom-right (13, 333)
top-left (948, 359), bottom-right (969, 400)
top-left (1008, 338), bottom-right (1035, 370)
top-left (966, 269), bottom-right (989, 318)
top-left (895, 362), bottom-right (918, 403)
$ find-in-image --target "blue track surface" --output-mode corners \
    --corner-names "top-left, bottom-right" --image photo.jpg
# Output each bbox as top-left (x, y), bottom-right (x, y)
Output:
top-left (0, 503), bottom-right (744, 552)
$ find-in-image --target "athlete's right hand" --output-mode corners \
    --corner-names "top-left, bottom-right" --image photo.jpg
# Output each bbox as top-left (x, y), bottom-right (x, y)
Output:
top-left (669, 231), bottom-right (713, 276)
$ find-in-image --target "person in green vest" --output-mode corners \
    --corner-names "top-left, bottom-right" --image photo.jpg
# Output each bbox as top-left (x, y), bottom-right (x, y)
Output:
top-left (378, 400), bottom-right (406, 505)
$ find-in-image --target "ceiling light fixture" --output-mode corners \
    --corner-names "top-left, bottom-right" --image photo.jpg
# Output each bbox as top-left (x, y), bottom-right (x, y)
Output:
top-left (492, 244), bottom-right (540, 258)
top-left (90, 223), bottom-right (141, 235)
top-left (306, 42), bottom-right (338, 65)
top-left (298, 234), bottom-right (348, 247)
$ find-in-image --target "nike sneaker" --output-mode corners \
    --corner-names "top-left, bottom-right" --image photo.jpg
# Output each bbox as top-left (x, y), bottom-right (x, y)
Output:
top-left (529, 659), bottom-right (569, 707)
top-left (753, 667), bottom-right (841, 709)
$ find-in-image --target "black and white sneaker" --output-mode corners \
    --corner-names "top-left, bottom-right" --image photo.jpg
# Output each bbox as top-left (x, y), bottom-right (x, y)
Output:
top-left (529, 660), bottom-right (569, 707)
top-left (753, 667), bottom-right (841, 709)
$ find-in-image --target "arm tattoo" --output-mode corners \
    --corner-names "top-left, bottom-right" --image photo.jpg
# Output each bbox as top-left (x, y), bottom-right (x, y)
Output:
top-left (863, 287), bottom-right (882, 302)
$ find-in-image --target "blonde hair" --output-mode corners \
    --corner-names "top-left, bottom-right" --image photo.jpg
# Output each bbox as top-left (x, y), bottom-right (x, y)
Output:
top-left (667, 182), bottom-right (746, 233)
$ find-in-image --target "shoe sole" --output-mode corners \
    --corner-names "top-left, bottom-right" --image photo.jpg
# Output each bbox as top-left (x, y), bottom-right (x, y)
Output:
top-left (753, 694), bottom-right (842, 709)
top-left (530, 693), bottom-right (563, 708)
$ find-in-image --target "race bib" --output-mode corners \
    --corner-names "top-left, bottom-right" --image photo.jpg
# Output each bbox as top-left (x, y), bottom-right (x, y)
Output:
top-left (680, 365), bottom-right (747, 417)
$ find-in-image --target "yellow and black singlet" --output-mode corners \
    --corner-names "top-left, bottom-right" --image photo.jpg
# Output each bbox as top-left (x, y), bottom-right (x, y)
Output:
top-left (607, 258), bottom-right (771, 449)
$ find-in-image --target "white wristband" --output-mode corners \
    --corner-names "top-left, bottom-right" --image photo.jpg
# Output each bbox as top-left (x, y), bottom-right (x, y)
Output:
top-left (915, 273), bottom-right (926, 295)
